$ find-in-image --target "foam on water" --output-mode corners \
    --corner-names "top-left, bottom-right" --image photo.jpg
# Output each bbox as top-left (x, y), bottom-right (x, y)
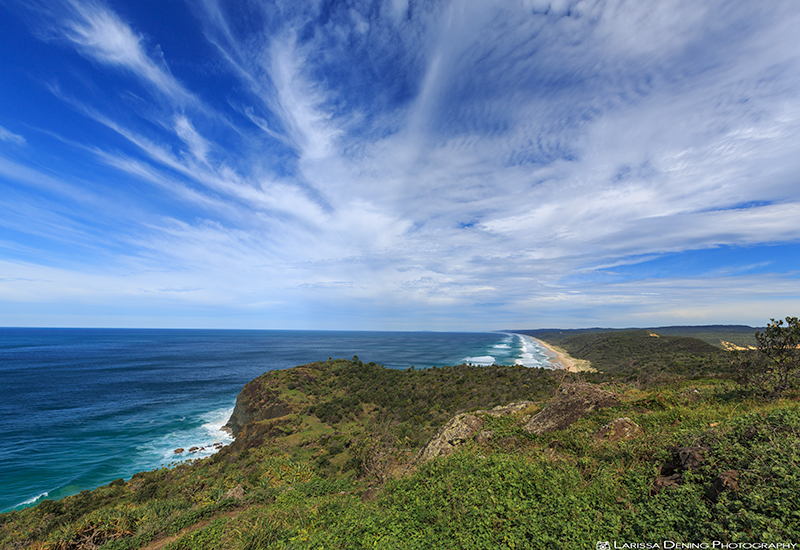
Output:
top-left (18, 492), bottom-right (49, 507)
top-left (138, 405), bottom-right (235, 466)
top-left (461, 355), bottom-right (496, 366)
top-left (513, 334), bottom-right (558, 369)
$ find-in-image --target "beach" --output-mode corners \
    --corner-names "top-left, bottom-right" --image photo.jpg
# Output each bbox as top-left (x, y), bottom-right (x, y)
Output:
top-left (529, 337), bottom-right (595, 373)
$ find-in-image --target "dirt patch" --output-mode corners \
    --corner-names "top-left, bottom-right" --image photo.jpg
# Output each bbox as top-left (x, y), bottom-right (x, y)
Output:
top-left (140, 508), bottom-right (243, 550)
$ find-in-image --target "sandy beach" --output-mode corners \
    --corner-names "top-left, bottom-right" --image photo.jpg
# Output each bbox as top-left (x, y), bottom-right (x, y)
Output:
top-left (532, 337), bottom-right (595, 373)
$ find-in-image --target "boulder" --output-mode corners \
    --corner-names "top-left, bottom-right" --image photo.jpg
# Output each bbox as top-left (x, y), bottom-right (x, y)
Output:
top-left (594, 417), bottom-right (642, 443)
top-left (174, 448), bottom-right (184, 454)
top-left (523, 383), bottom-right (620, 435)
top-left (651, 473), bottom-right (682, 494)
top-left (222, 485), bottom-right (244, 500)
top-left (417, 413), bottom-right (484, 462)
top-left (706, 470), bottom-right (739, 502)
top-left (417, 401), bottom-right (536, 463)
top-left (677, 446), bottom-right (710, 470)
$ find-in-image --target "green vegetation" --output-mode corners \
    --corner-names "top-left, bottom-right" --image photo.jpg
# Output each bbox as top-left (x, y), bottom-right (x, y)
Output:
top-left (557, 330), bottom-right (731, 383)
top-left (2, 327), bottom-right (799, 549)
top-left (734, 316), bottom-right (800, 400)
top-left (519, 325), bottom-right (761, 349)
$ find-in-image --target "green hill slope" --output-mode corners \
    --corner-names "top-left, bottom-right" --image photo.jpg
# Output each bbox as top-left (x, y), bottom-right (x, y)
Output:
top-left (517, 325), bottom-right (761, 348)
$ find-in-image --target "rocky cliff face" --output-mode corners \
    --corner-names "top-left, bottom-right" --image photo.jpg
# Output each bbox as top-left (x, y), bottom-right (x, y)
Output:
top-left (224, 375), bottom-right (293, 439)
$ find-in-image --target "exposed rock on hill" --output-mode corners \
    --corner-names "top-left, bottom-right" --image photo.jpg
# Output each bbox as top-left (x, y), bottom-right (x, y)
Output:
top-left (707, 470), bottom-right (739, 501)
top-left (523, 382), bottom-right (620, 435)
top-left (678, 446), bottom-right (710, 470)
top-left (417, 413), bottom-right (485, 462)
top-left (594, 417), bottom-right (642, 443)
top-left (417, 401), bottom-right (536, 462)
top-left (417, 383), bottom-right (624, 462)
top-left (224, 376), bottom-right (294, 439)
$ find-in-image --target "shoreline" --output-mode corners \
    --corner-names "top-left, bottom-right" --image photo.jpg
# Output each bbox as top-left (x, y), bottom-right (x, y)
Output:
top-left (529, 337), bottom-right (595, 373)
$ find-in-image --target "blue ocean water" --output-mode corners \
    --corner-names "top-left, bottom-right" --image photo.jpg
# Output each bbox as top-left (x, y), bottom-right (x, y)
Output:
top-left (0, 329), bottom-right (554, 512)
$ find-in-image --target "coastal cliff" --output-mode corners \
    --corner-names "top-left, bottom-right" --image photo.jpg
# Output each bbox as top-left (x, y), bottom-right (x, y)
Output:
top-left (224, 376), bottom-right (293, 438)
top-left (221, 356), bottom-right (561, 453)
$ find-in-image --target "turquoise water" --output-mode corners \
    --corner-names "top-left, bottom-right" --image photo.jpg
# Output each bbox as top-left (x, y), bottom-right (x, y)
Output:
top-left (0, 329), bottom-right (554, 512)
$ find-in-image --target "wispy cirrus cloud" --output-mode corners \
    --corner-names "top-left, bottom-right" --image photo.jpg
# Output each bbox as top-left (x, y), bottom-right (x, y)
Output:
top-left (54, 0), bottom-right (195, 105)
top-left (0, 126), bottom-right (25, 145)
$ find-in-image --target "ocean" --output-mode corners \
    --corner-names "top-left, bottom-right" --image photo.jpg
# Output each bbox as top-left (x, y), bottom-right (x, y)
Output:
top-left (0, 329), bottom-right (555, 512)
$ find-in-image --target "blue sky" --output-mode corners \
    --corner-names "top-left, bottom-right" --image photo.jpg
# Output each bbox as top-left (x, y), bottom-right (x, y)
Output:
top-left (1, 0), bottom-right (799, 330)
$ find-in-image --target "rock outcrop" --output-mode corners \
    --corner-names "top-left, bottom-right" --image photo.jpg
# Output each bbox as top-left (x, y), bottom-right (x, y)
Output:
top-left (677, 446), bottom-right (709, 470)
top-left (417, 413), bottom-right (485, 462)
top-left (593, 417), bottom-right (642, 443)
top-left (417, 401), bottom-right (535, 462)
top-left (651, 473), bottom-right (682, 494)
top-left (418, 383), bottom-right (624, 463)
top-left (224, 378), bottom-right (294, 439)
top-left (706, 470), bottom-right (739, 501)
top-left (651, 445), bottom-right (720, 495)
top-left (523, 382), bottom-right (620, 435)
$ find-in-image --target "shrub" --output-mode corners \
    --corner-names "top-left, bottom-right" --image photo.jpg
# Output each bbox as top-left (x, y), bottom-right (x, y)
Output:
top-left (735, 316), bottom-right (800, 399)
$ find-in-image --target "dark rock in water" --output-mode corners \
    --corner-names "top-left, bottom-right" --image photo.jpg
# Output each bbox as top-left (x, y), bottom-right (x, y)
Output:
top-left (706, 470), bottom-right (739, 501)
top-left (523, 382), bottom-right (620, 435)
top-left (594, 417), bottom-right (642, 443)
top-left (174, 448), bottom-right (184, 454)
top-left (652, 473), bottom-right (682, 494)
top-left (188, 446), bottom-right (199, 453)
top-left (677, 446), bottom-right (710, 470)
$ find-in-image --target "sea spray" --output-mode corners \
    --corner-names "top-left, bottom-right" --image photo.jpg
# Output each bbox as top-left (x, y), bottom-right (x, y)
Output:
top-left (137, 405), bottom-right (236, 466)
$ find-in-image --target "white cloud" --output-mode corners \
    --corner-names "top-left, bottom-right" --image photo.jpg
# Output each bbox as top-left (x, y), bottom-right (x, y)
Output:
top-left (267, 33), bottom-right (344, 161)
top-left (59, 0), bottom-right (193, 104)
top-left (0, 125), bottom-right (25, 145)
top-left (174, 116), bottom-right (211, 164)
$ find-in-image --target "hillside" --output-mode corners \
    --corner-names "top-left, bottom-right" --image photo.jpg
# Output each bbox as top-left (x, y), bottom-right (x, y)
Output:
top-left (2, 334), bottom-right (800, 549)
top-left (559, 330), bottom-right (729, 382)
top-left (516, 324), bottom-right (761, 348)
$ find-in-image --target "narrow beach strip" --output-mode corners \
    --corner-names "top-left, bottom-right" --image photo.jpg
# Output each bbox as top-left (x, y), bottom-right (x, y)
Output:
top-left (527, 337), bottom-right (594, 373)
